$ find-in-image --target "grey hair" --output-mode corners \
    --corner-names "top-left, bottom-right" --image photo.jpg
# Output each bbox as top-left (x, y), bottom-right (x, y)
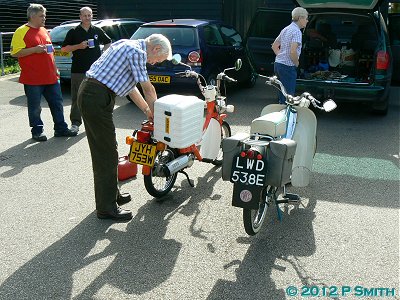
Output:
top-left (146, 34), bottom-right (172, 60)
top-left (292, 7), bottom-right (308, 21)
top-left (80, 6), bottom-right (92, 15)
top-left (27, 3), bottom-right (46, 21)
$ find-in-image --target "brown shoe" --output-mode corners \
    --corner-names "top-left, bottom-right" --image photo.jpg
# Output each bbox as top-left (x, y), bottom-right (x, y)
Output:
top-left (117, 193), bottom-right (131, 206)
top-left (97, 206), bottom-right (133, 221)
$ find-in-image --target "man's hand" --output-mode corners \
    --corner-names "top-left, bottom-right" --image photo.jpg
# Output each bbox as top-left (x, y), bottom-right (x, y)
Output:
top-left (78, 41), bottom-right (89, 50)
top-left (35, 45), bottom-right (47, 54)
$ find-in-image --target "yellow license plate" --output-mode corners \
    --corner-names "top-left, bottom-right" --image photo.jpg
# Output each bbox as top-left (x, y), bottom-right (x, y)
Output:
top-left (54, 50), bottom-right (71, 57)
top-left (149, 75), bottom-right (170, 84)
top-left (129, 141), bottom-right (157, 167)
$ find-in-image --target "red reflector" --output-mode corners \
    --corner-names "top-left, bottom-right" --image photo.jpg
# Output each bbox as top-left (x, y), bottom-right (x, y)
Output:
top-left (240, 151), bottom-right (246, 158)
top-left (247, 150), bottom-right (255, 159)
top-left (376, 51), bottom-right (389, 70)
top-left (188, 51), bottom-right (200, 63)
top-left (137, 131), bottom-right (151, 143)
top-left (256, 154), bottom-right (263, 160)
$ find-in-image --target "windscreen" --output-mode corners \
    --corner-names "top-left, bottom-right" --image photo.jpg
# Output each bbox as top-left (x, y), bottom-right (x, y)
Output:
top-left (131, 26), bottom-right (198, 48)
top-left (50, 25), bottom-right (75, 44)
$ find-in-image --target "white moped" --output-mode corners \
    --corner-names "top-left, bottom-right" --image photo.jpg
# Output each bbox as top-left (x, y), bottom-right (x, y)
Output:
top-left (222, 75), bottom-right (337, 235)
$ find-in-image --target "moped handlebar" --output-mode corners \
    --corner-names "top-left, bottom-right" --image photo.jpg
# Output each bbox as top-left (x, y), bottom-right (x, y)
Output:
top-left (259, 75), bottom-right (336, 112)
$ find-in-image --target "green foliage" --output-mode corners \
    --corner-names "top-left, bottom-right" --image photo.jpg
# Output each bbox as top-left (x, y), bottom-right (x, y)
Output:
top-left (2, 57), bottom-right (20, 75)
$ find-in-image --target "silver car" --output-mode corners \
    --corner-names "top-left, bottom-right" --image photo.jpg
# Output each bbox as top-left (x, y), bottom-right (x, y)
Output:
top-left (50, 18), bottom-right (144, 80)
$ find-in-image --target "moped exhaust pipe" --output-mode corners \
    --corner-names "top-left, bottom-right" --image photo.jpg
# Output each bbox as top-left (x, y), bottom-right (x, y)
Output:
top-left (163, 154), bottom-right (195, 177)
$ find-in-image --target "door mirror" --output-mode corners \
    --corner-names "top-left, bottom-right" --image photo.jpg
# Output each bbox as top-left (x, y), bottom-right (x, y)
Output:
top-left (235, 59), bottom-right (242, 71)
top-left (171, 54), bottom-right (182, 65)
top-left (323, 99), bottom-right (337, 112)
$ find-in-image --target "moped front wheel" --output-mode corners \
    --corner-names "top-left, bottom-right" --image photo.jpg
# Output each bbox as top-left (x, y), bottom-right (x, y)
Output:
top-left (144, 149), bottom-right (177, 198)
top-left (242, 186), bottom-right (272, 235)
top-left (212, 121), bottom-right (231, 166)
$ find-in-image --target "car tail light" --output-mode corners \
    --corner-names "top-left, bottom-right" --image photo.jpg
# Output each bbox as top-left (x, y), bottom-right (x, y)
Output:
top-left (376, 51), bottom-right (390, 70)
top-left (187, 50), bottom-right (202, 67)
top-left (136, 131), bottom-right (151, 143)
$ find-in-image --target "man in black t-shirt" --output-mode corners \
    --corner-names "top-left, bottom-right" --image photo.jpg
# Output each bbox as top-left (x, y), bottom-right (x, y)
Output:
top-left (61, 7), bottom-right (111, 133)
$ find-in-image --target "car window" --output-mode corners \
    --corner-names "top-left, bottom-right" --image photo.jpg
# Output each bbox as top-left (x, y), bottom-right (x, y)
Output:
top-left (247, 11), bottom-right (288, 39)
top-left (102, 25), bottom-right (121, 41)
top-left (120, 23), bottom-right (141, 39)
top-left (203, 25), bottom-right (224, 46)
top-left (220, 26), bottom-right (242, 46)
top-left (132, 27), bottom-right (198, 47)
top-left (50, 25), bottom-right (75, 43)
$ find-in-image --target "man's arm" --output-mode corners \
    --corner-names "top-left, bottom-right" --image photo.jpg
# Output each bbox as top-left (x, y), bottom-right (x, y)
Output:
top-left (289, 42), bottom-right (299, 67)
top-left (139, 80), bottom-right (157, 111)
top-left (127, 84), bottom-right (155, 120)
top-left (11, 45), bottom-right (46, 58)
top-left (271, 40), bottom-right (280, 56)
top-left (61, 41), bottom-right (88, 53)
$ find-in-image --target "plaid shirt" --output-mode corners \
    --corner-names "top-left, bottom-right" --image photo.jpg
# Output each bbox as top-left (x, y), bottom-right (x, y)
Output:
top-left (274, 22), bottom-right (302, 67)
top-left (86, 39), bottom-right (149, 97)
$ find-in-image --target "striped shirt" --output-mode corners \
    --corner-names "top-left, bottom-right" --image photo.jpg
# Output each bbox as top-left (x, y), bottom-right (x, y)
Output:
top-left (86, 39), bottom-right (149, 97)
top-left (274, 22), bottom-right (302, 67)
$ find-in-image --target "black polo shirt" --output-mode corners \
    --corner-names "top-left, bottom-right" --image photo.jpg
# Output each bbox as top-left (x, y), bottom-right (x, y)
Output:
top-left (62, 24), bottom-right (111, 73)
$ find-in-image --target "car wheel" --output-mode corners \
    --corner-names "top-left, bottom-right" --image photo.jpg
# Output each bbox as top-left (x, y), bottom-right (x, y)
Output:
top-left (242, 71), bottom-right (257, 88)
top-left (371, 95), bottom-right (389, 116)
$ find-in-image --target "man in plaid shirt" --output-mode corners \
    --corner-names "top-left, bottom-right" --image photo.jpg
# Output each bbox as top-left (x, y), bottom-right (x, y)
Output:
top-left (77, 34), bottom-right (172, 221)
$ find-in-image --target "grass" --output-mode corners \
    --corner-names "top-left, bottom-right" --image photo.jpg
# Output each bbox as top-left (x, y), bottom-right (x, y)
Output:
top-left (1, 57), bottom-right (20, 75)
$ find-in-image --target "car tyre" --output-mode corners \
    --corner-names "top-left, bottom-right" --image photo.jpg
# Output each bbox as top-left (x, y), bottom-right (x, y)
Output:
top-left (371, 95), bottom-right (389, 116)
top-left (242, 71), bottom-right (257, 88)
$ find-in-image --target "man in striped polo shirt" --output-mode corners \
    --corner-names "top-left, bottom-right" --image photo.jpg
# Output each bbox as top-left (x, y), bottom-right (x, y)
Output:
top-left (272, 7), bottom-right (309, 104)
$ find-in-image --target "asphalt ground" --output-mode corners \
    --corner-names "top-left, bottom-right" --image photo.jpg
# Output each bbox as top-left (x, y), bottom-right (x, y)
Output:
top-left (0, 74), bottom-right (399, 300)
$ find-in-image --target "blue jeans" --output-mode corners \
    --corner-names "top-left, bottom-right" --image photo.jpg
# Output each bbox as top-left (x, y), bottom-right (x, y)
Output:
top-left (274, 62), bottom-right (297, 104)
top-left (24, 83), bottom-right (68, 135)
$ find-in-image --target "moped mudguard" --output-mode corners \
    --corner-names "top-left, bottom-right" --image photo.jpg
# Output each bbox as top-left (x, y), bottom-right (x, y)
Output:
top-left (199, 118), bottom-right (221, 160)
top-left (259, 104), bottom-right (316, 187)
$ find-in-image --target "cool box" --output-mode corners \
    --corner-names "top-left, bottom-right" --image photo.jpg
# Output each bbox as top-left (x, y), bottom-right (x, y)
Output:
top-left (154, 94), bottom-right (204, 148)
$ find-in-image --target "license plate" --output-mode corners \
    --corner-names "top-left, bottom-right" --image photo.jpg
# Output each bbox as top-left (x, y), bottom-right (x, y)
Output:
top-left (149, 75), bottom-right (170, 84)
top-left (230, 155), bottom-right (266, 187)
top-left (128, 141), bottom-right (157, 167)
top-left (54, 50), bottom-right (71, 57)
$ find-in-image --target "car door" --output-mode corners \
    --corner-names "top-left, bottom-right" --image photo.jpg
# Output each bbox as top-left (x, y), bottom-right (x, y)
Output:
top-left (201, 23), bottom-right (231, 80)
top-left (245, 9), bottom-right (291, 75)
top-left (388, 13), bottom-right (400, 82)
top-left (219, 25), bottom-right (251, 82)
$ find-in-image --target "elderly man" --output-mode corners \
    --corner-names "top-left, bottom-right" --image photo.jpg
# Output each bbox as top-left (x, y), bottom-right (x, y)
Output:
top-left (77, 34), bottom-right (172, 221)
top-left (10, 3), bottom-right (77, 141)
top-left (61, 6), bottom-right (111, 134)
top-left (272, 7), bottom-right (309, 104)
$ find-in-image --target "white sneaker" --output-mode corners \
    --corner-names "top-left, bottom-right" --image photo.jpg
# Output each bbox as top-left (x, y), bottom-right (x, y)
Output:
top-left (70, 125), bottom-right (79, 133)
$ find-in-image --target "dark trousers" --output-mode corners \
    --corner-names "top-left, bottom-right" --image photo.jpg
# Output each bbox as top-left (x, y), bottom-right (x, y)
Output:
top-left (70, 73), bottom-right (86, 126)
top-left (77, 79), bottom-right (119, 212)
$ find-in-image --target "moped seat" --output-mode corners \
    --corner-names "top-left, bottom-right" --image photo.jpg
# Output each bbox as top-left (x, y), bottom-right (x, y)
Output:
top-left (250, 111), bottom-right (287, 138)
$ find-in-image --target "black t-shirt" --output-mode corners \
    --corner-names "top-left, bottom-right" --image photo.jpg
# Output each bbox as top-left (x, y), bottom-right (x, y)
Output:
top-left (62, 24), bottom-right (112, 73)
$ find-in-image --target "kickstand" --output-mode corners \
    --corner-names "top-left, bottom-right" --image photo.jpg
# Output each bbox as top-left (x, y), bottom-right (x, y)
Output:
top-left (180, 170), bottom-right (195, 187)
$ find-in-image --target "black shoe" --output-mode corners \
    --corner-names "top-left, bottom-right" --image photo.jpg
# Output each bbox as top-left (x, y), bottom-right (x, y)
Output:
top-left (117, 193), bottom-right (131, 206)
top-left (97, 206), bottom-right (133, 221)
top-left (54, 129), bottom-right (78, 137)
top-left (32, 133), bottom-right (47, 141)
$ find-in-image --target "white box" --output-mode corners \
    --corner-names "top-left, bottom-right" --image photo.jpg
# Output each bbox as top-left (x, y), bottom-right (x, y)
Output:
top-left (154, 94), bottom-right (204, 148)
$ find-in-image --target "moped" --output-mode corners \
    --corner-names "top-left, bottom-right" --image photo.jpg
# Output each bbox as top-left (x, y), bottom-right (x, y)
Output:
top-left (222, 75), bottom-right (336, 235)
top-left (125, 55), bottom-right (241, 198)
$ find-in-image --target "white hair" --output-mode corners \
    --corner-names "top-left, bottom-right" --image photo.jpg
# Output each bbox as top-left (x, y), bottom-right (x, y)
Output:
top-left (145, 34), bottom-right (172, 60)
top-left (27, 3), bottom-right (46, 21)
top-left (80, 6), bottom-right (92, 15)
top-left (292, 7), bottom-right (308, 21)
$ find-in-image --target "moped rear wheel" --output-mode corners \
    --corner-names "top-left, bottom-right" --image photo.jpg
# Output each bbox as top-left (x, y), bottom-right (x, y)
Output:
top-left (144, 149), bottom-right (178, 198)
top-left (212, 121), bottom-right (231, 166)
top-left (242, 186), bottom-right (272, 235)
